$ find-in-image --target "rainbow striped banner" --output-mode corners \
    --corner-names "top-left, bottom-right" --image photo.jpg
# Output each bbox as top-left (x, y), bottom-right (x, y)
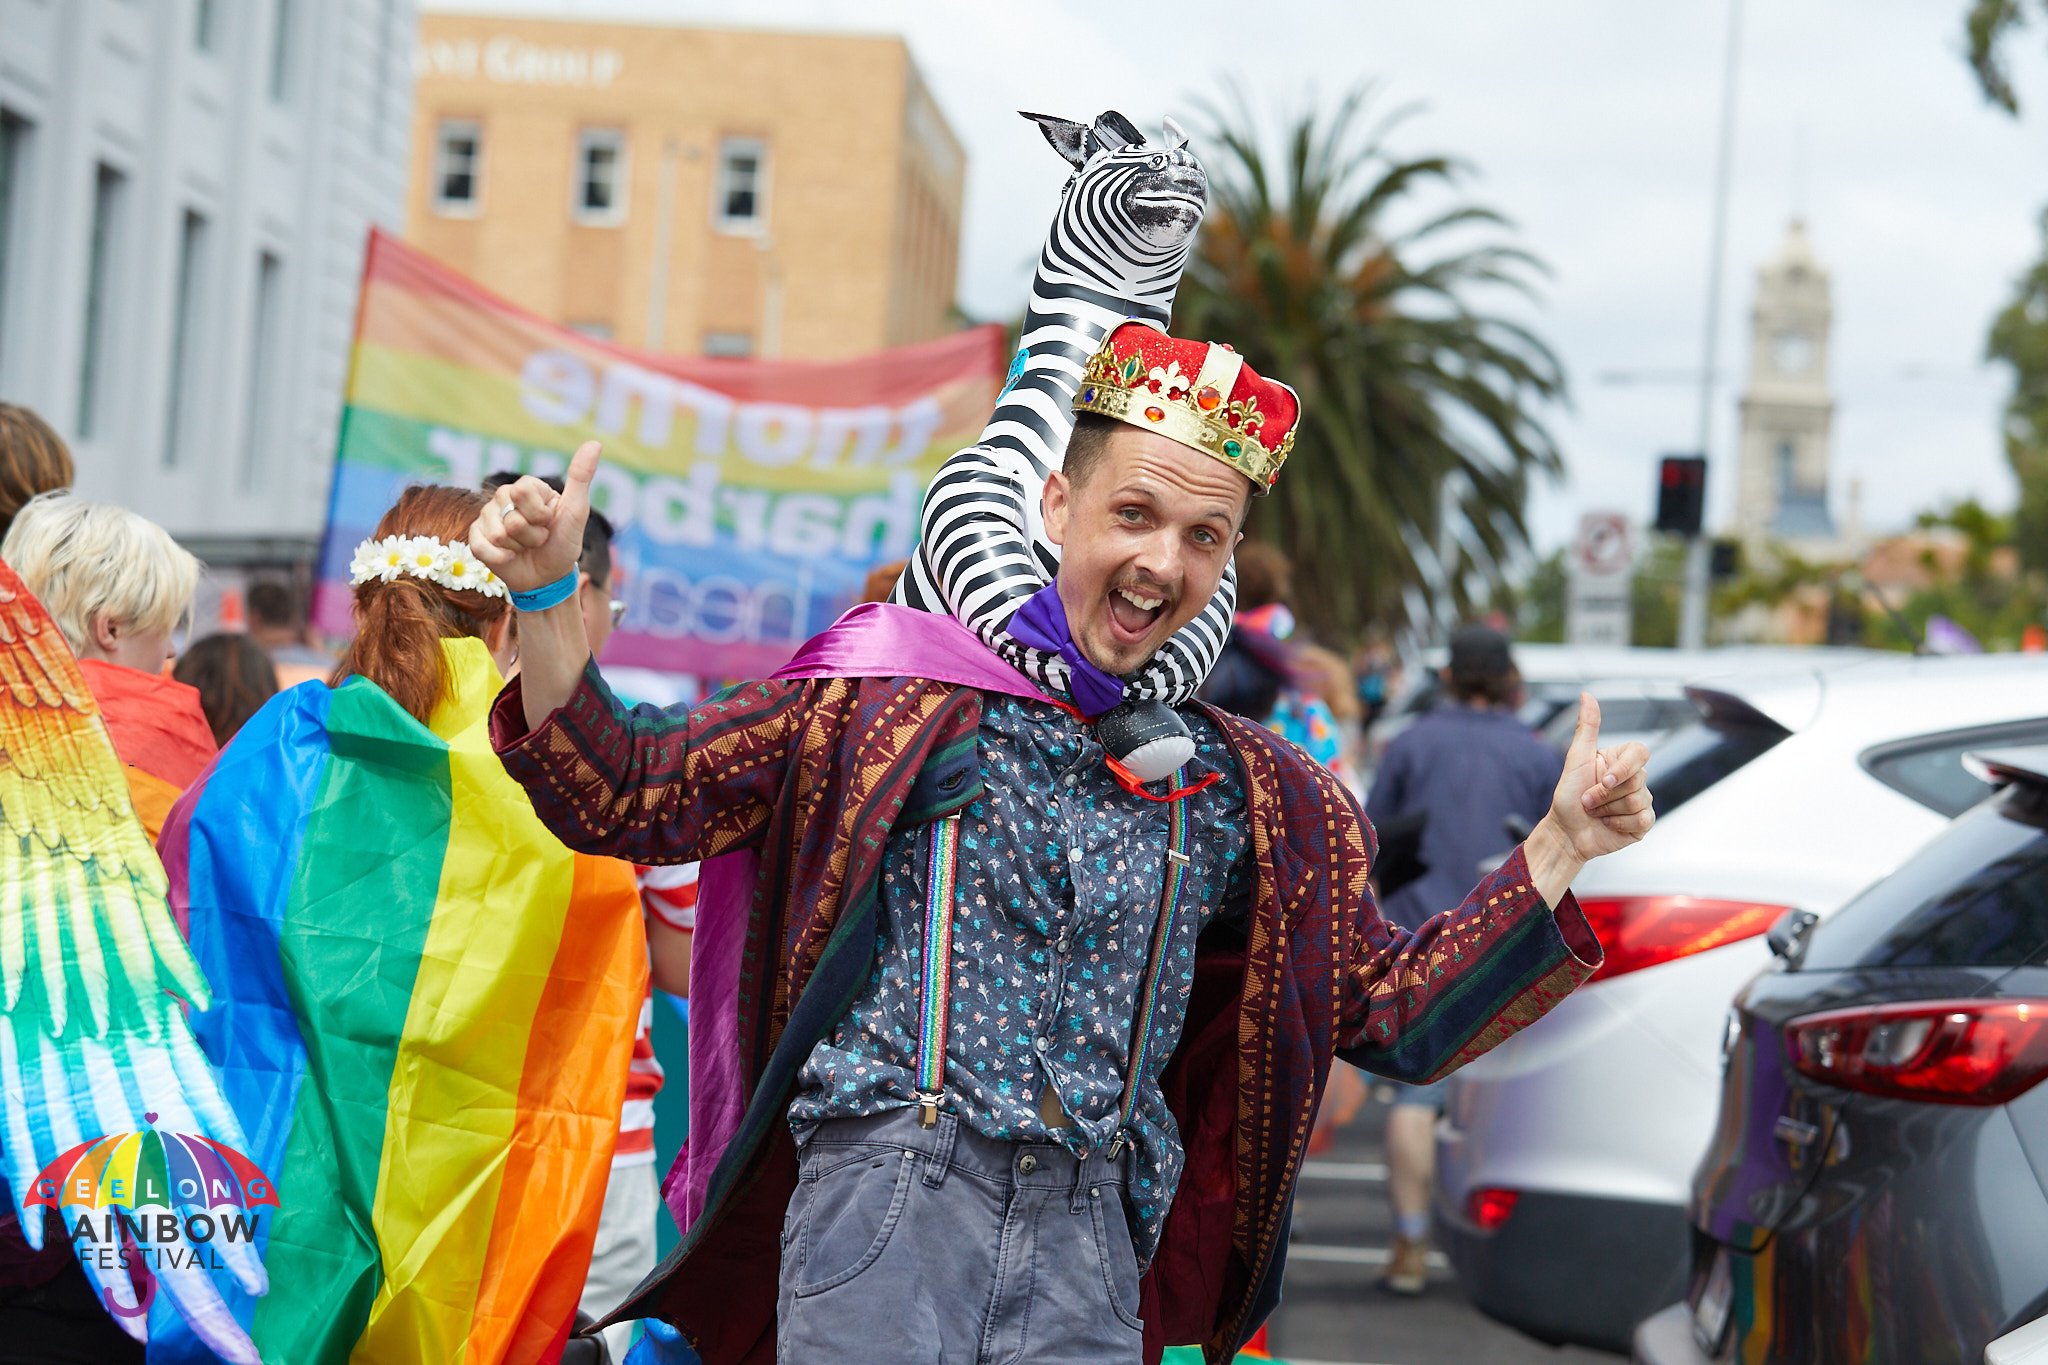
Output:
top-left (317, 230), bottom-right (1007, 679)
top-left (151, 639), bottom-right (646, 1364)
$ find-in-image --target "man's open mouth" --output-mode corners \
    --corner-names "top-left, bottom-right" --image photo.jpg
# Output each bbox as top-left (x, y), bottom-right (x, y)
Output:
top-left (1107, 586), bottom-right (1167, 643)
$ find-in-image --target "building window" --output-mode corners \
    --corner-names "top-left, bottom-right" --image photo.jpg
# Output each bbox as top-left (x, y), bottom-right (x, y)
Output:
top-left (703, 331), bottom-right (752, 358)
top-left (241, 251), bottom-right (282, 489)
top-left (714, 138), bottom-right (767, 232)
top-left (0, 113), bottom-right (26, 378)
top-left (433, 120), bottom-right (482, 214)
top-left (77, 163), bottom-right (127, 439)
top-left (573, 130), bottom-right (627, 225)
top-left (268, 0), bottom-right (294, 103)
top-left (194, 0), bottom-right (218, 52)
top-left (1774, 439), bottom-right (1796, 494)
top-left (163, 210), bottom-right (210, 468)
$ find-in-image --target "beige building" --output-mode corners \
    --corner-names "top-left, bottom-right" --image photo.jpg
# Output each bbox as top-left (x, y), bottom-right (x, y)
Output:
top-left (1733, 220), bottom-right (1840, 549)
top-left (406, 15), bottom-right (965, 360)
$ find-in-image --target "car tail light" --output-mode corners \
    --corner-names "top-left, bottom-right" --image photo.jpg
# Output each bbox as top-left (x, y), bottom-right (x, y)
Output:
top-left (1787, 1000), bottom-right (2048, 1106)
top-left (1466, 1187), bottom-right (1518, 1231)
top-left (1575, 896), bottom-right (1789, 981)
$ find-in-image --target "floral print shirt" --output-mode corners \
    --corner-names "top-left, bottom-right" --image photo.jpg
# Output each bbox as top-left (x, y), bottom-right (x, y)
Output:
top-left (789, 692), bottom-right (1252, 1263)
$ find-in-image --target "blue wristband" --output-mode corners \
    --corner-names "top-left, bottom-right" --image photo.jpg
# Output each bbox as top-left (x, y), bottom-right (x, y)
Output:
top-left (510, 568), bottom-right (580, 613)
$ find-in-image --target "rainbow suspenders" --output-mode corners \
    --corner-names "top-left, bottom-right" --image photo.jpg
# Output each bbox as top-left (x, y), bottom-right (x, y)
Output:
top-left (912, 768), bottom-right (1197, 1165)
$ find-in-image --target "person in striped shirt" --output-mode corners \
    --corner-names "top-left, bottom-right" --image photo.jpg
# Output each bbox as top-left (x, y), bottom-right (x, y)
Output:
top-left (580, 861), bottom-right (694, 1362)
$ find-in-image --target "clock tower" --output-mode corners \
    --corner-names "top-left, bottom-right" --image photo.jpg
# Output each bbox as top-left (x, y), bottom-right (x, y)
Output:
top-left (1734, 220), bottom-right (1836, 544)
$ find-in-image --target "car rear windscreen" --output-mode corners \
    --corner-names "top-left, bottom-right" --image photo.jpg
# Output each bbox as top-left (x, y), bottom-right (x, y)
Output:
top-left (1540, 696), bottom-right (1700, 752)
top-left (1802, 784), bottom-right (2048, 971)
top-left (1641, 718), bottom-right (1786, 817)
top-left (1860, 719), bottom-right (2048, 817)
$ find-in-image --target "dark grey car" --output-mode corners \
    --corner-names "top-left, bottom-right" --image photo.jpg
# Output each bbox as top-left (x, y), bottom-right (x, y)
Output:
top-left (1635, 747), bottom-right (2048, 1364)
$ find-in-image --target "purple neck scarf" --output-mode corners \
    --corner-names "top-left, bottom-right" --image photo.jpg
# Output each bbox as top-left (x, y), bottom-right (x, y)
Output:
top-left (1009, 581), bottom-right (1126, 717)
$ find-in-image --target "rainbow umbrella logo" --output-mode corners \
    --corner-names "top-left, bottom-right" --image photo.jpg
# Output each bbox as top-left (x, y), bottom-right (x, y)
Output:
top-left (25, 1112), bottom-right (277, 1214)
top-left (21, 1113), bottom-right (276, 1324)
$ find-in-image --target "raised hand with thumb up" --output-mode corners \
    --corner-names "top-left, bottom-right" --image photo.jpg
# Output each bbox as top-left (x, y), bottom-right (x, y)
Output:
top-left (1552, 693), bottom-right (1656, 858)
top-left (1524, 693), bottom-right (1656, 907)
top-left (469, 440), bottom-right (608, 730)
top-left (470, 440), bottom-right (603, 593)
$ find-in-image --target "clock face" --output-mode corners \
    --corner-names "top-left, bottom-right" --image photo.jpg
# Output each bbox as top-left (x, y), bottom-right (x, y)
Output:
top-left (1772, 330), bottom-right (1814, 376)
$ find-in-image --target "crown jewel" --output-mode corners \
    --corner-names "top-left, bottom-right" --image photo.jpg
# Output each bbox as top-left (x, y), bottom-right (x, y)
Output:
top-left (1073, 336), bottom-right (1295, 491)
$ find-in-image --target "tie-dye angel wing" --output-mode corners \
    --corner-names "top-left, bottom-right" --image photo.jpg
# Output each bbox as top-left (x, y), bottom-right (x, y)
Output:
top-left (0, 560), bottom-right (264, 1362)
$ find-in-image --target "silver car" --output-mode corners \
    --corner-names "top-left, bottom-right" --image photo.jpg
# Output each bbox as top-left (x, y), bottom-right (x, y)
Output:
top-left (1433, 653), bottom-right (2048, 1353)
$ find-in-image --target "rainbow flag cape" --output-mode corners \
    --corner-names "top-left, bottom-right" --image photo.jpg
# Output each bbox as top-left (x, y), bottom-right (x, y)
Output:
top-left (151, 638), bottom-right (646, 1364)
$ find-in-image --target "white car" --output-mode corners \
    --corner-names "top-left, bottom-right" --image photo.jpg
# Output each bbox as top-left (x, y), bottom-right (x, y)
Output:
top-left (1366, 643), bottom-right (1881, 774)
top-left (1434, 653), bottom-right (2048, 1353)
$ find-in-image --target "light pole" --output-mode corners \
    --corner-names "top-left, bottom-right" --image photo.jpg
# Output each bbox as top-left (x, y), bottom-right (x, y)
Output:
top-left (1680, 0), bottom-right (1746, 650)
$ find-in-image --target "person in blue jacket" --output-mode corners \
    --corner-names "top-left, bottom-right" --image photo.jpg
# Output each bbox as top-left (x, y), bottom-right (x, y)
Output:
top-left (1364, 623), bottom-right (1563, 1293)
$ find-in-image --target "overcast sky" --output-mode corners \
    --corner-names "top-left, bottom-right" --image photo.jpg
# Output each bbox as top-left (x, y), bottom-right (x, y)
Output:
top-left (428, 0), bottom-right (2048, 556)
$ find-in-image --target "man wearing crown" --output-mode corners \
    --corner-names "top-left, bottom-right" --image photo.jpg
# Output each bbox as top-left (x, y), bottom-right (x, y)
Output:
top-left (471, 321), bottom-right (1655, 1364)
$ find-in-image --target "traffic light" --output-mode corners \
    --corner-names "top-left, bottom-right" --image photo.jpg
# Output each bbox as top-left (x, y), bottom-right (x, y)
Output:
top-left (1654, 454), bottom-right (1707, 537)
top-left (1710, 538), bottom-right (1740, 581)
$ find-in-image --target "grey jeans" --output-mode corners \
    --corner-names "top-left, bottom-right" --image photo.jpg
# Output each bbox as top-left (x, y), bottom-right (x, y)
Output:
top-left (776, 1108), bottom-right (1145, 1364)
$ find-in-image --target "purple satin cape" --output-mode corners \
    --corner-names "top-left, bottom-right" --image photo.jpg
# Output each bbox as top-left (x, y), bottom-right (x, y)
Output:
top-left (667, 604), bottom-right (1044, 1233)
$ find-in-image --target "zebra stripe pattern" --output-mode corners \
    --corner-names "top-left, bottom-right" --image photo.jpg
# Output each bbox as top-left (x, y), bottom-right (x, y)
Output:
top-left (894, 111), bottom-right (1237, 706)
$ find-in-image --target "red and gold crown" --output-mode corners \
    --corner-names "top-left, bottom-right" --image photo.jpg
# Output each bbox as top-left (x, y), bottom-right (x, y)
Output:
top-left (1071, 320), bottom-right (1299, 492)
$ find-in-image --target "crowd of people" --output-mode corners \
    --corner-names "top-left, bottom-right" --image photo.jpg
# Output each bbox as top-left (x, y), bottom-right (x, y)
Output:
top-left (0, 310), bottom-right (1640, 1365)
top-left (0, 406), bottom-right (680, 1362)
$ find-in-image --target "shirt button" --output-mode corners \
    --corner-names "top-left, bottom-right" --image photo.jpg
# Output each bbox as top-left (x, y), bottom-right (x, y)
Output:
top-left (1018, 1154), bottom-right (1039, 1175)
top-left (1062, 772), bottom-right (1077, 788)
top-left (1055, 934), bottom-right (1071, 954)
top-left (1068, 847), bottom-right (1083, 864)
top-left (1034, 1035), bottom-right (1051, 1052)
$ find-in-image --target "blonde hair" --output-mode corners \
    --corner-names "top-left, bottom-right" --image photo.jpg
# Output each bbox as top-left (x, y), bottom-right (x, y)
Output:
top-left (2, 491), bottom-right (199, 655)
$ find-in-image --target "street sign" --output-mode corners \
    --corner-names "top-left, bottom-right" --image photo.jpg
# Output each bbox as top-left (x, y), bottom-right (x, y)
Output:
top-left (1567, 510), bottom-right (1635, 647)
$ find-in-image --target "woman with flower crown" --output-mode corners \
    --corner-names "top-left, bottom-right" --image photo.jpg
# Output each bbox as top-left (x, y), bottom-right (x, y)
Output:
top-left (152, 483), bottom-right (649, 1365)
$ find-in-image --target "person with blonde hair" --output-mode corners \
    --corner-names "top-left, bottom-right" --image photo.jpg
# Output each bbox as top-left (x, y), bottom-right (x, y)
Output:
top-left (0, 488), bottom-right (215, 1357)
top-left (3, 491), bottom-right (215, 838)
top-left (4, 490), bottom-right (197, 673)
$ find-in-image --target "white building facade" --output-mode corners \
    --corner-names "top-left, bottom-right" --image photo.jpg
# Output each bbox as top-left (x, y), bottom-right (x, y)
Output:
top-left (0, 0), bottom-right (416, 563)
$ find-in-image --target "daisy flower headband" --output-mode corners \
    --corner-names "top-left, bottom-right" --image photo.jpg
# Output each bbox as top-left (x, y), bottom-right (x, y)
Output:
top-left (348, 534), bottom-right (507, 599)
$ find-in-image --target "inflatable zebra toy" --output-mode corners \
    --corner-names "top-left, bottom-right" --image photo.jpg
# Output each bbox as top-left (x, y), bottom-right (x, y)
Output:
top-left (894, 109), bottom-right (1230, 781)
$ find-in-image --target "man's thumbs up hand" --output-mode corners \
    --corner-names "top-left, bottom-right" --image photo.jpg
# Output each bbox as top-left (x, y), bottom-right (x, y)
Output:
top-left (470, 440), bottom-right (603, 593)
top-left (1548, 693), bottom-right (1656, 861)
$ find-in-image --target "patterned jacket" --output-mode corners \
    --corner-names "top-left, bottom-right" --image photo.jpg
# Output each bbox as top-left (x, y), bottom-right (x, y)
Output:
top-left (490, 665), bottom-right (1601, 1365)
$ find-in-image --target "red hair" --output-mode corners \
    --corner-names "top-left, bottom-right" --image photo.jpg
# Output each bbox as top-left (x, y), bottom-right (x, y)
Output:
top-left (328, 485), bottom-right (508, 724)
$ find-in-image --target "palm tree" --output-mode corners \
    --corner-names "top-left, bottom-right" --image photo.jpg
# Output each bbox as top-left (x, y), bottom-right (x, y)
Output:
top-left (1175, 87), bottom-right (1567, 642)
